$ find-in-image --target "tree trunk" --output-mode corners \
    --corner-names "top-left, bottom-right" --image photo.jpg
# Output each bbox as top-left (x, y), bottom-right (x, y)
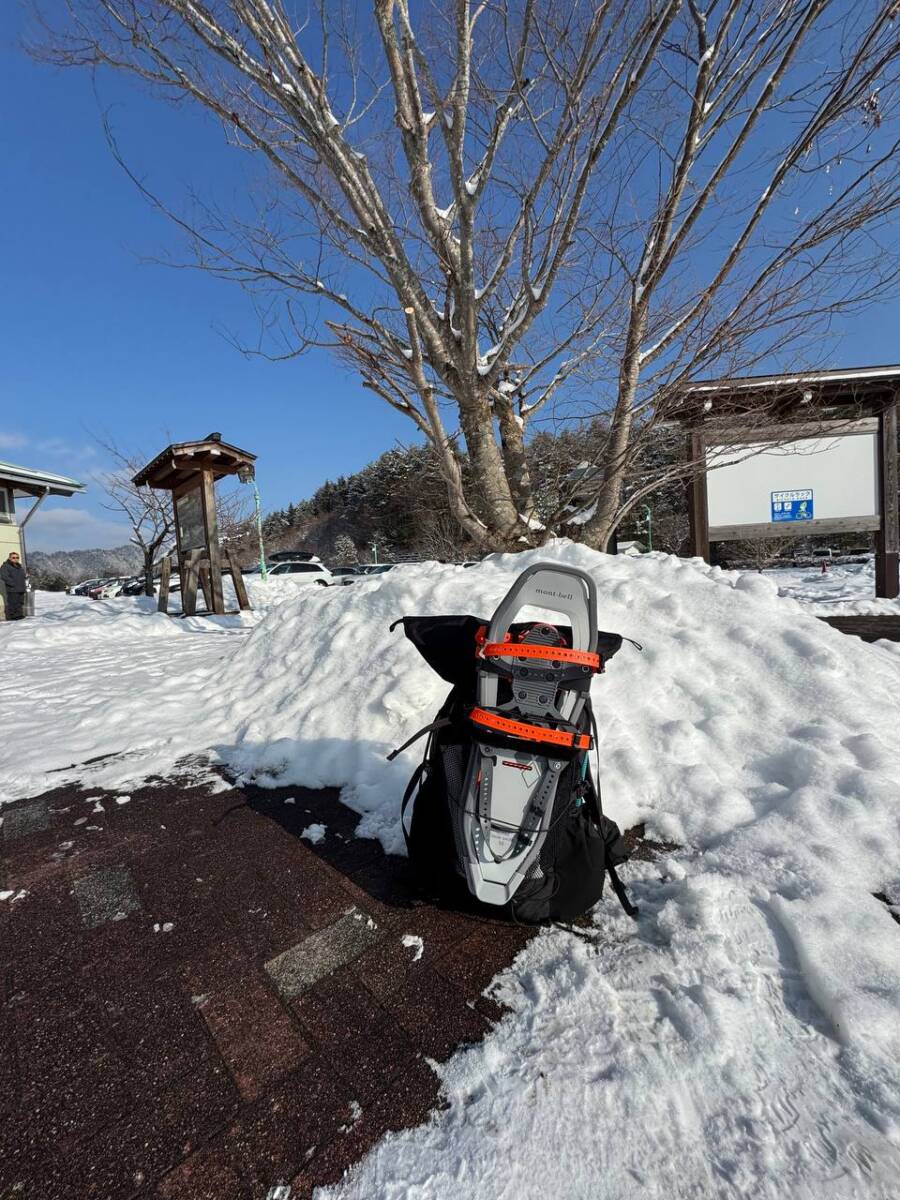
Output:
top-left (496, 400), bottom-right (539, 534)
top-left (456, 389), bottom-right (522, 542)
top-left (581, 323), bottom-right (645, 549)
top-left (144, 551), bottom-right (155, 597)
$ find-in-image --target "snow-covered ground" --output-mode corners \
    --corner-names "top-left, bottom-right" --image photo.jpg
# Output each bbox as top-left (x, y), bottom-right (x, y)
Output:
top-left (3, 547), bottom-right (900, 1199)
top-left (761, 556), bottom-right (900, 615)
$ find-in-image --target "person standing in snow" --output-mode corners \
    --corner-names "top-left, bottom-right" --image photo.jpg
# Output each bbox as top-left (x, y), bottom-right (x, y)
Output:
top-left (0, 551), bottom-right (27, 620)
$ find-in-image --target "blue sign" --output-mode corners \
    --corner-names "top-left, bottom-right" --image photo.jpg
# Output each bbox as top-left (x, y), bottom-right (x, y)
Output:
top-left (771, 489), bottom-right (814, 522)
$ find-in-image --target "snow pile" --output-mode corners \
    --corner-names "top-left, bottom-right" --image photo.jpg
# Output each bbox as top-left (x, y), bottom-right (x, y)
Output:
top-left (206, 543), bottom-right (900, 1197)
top-left (7, 547), bottom-right (900, 1196)
top-left (0, 593), bottom-right (244, 800)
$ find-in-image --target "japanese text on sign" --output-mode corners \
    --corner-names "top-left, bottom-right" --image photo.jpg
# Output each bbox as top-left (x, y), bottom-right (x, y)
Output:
top-left (771, 489), bottom-right (814, 522)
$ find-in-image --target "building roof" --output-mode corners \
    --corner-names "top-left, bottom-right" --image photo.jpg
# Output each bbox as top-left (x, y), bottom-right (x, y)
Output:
top-left (0, 460), bottom-right (86, 498)
top-left (681, 363), bottom-right (900, 394)
top-left (669, 363), bottom-right (900, 424)
top-left (132, 434), bottom-right (256, 490)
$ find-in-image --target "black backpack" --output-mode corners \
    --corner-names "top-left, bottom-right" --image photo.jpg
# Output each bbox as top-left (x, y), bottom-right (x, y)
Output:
top-left (389, 615), bottom-right (637, 925)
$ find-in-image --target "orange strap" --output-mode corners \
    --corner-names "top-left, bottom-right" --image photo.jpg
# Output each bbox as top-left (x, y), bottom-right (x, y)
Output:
top-left (481, 642), bottom-right (601, 671)
top-left (470, 707), bottom-right (592, 751)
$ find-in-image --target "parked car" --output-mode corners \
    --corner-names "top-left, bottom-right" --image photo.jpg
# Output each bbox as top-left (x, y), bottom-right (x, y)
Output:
top-left (89, 578), bottom-right (126, 600)
top-left (267, 550), bottom-right (322, 564)
top-left (120, 576), bottom-right (148, 596)
top-left (69, 578), bottom-right (103, 596)
top-left (266, 560), bottom-right (333, 586)
top-left (789, 547), bottom-right (838, 567)
top-left (329, 566), bottom-right (361, 586)
top-left (355, 563), bottom-right (395, 576)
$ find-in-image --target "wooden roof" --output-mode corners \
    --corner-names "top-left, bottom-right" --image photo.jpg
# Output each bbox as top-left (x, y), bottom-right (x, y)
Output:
top-left (668, 363), bottom-right (900, 425)
top-left (132, 434), bottom-right (256, 490)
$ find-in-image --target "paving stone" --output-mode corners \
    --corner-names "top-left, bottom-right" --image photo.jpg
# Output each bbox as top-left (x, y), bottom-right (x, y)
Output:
top-left (177, 935), bottom-right (257, 1000)
top-left (432, 921), bottom-right (532, 998)
top-left (157, 1150), bottom-right (249, 1200)
top-left (380, 966), bottom-right (491, 1061)
top-left (265, 909), bottom-right (382, 1000)
top-left (271, 858), bottom-right (365, 933)
top-left (292, 1057), bottom-right (442, 1198)
top-left (199, 973), bottom-right (309, 1101)
top-left (292, 970), bottom-right (416, 1102)
top-left (73, 864), bottom-right (142, 928)
top-left (0, 1002), bottom-right (19, 1121)
top-left (60, 1059), bottom-right (239, 1200)
top-left (103, 970), bottom-right (215, 1091)
top-left (3, 799), bottom-right (50, 842)
top-left (354, 908), bottom-right (477, 999)
top-left (7, 878), bottom-right (84, 992)
top-left (220, 1055), bottom-right (356, 1194)
top-left (219, 866), bottom-right (314, 960)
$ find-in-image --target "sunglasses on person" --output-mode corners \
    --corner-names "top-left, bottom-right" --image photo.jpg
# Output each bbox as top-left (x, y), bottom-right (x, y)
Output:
top-left (9, 554), bottom-right (19, 561)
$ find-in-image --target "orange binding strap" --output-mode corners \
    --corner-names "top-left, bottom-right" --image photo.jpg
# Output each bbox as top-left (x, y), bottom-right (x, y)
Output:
top-left (481, 642), bottom-right (601, 671)
top-left (470, 707), bottom-right (592, 751)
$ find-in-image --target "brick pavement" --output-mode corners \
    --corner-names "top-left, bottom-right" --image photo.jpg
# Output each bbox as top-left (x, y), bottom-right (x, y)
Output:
top-left (0, 771), bottom-right (535, 1200)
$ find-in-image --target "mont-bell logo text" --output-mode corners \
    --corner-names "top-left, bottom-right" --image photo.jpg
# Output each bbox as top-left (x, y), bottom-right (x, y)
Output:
top-left (535, 587), bottom-right (574, 601)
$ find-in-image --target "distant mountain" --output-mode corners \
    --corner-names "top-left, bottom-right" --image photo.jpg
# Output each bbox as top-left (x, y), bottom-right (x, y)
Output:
top-left (28, 544), bottom-right (143, 584)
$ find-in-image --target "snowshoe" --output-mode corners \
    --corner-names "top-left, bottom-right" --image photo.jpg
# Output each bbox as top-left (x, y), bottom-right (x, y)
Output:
top-left (457, 563), bottom-right (600, 905)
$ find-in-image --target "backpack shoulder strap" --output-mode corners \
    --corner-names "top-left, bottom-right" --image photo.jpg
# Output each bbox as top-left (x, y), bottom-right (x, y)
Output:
top-left (400, 760), bottom-right (428, 852)
top-left (386, 717), bottom-right (452, 761)
top-left (607, 861), bottom-right (639, 919)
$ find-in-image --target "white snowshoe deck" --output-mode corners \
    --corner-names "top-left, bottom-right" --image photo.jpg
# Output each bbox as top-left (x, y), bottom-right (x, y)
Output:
top-left (459, 564), bottom-right (599, 906)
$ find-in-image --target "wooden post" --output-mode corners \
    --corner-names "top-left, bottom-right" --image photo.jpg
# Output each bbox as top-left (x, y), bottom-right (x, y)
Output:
top-left (687, 430), bottom-right (710, 562)
top-left (875, 399), bottom-right (899, 599)
top-left (226, 547), bottom-right (252, 611)
top-left (182, 549), bottom-right (204, 617)
top-left (157, 556), bottom-right (171, 614)
top-left (198, 563), bottom-right (213, 613)
top-left (200, 469), bottom-right (225, 615)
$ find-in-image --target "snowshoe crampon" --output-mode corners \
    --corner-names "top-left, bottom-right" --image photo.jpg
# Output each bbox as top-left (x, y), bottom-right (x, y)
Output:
top-left (461, 564), bottom-right (599, 905)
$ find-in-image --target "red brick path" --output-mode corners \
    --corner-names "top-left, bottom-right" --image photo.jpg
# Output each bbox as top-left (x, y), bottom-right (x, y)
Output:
top-left (0, 773), bottom-right (533, 1199)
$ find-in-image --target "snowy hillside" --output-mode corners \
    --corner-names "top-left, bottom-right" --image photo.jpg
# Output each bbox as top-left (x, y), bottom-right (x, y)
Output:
top-left (3, 544), bottom-right (900, 1198)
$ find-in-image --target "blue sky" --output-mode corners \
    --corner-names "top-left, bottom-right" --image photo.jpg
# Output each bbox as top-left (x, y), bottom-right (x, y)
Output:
top-left (1, 17), bottom-right (412, 552)
top-left (2, 12), bottom-right (898, 552)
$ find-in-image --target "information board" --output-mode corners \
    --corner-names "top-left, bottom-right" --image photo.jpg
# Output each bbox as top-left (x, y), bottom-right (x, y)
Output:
top-left (706, 430), bottom-right (878, 533)
top-left (771, 489), bottom-right (813, 522)
top-left (175, 486), bottom-right (205, 552)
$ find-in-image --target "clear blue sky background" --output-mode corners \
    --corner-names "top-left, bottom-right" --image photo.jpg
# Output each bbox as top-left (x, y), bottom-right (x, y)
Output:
top-left (2, 13), bottom-right (897, 552)
top-left (1, 15), bottom-right (413, 552)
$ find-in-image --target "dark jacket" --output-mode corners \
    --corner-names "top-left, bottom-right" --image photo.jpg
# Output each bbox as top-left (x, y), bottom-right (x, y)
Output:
top-left (0, 560), bottom-right (26, 595)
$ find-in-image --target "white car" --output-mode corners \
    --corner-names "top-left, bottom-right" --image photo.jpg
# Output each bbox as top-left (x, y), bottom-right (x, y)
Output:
top-left (266, 561), bottom-right (333, 586)
top-left (93, 578), bottom-right (126, 599)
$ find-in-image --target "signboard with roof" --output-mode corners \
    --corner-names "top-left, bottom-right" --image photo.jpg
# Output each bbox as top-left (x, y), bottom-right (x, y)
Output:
top-left (672, 365), bottom-right (899, 599)
top-left (132, 434), bottom-right (255, 617)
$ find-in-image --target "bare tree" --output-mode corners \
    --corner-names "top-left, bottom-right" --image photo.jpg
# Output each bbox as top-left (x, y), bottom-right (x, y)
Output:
top-left (36, 2), bottom-right (900, 550)
top-left (96, 440), bottom-right (174, 594)
top-left (411, 510), bottom-right (475, 562)
top-left (729, 536), bottom-right (795, 571)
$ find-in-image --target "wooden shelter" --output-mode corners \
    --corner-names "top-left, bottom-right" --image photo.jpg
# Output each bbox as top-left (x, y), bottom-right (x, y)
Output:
top-left (132, 433), bottom-right (254, 616)
top-left (671, 365), bottom-right (899, 599)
